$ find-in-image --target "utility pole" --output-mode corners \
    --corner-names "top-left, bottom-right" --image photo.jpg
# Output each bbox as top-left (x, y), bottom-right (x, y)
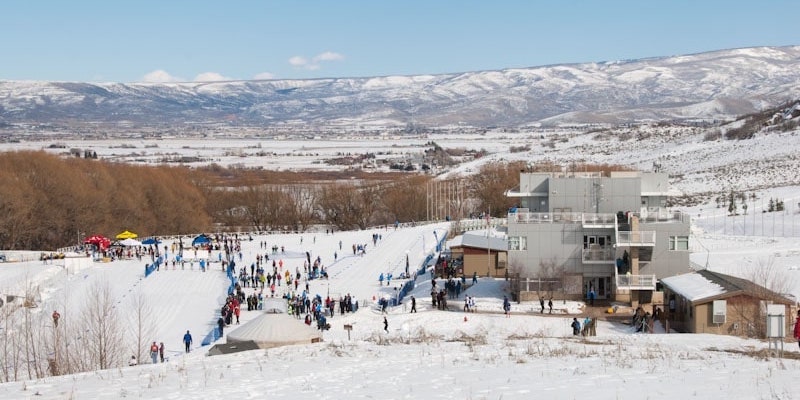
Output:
top-left (486, 207), bottom-right (491, 277)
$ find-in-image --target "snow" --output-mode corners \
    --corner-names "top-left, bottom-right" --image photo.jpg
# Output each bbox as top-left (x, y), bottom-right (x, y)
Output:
top-left (1, 214), bottom-right (800, 399)
top-left (661, 273), bottom-right (725, 302)
top-left (1, 124), bottom-right (800, 398)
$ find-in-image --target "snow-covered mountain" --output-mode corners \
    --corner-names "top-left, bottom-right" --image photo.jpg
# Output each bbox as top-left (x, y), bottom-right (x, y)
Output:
top-left (1, 46), bottom-right (799, 131)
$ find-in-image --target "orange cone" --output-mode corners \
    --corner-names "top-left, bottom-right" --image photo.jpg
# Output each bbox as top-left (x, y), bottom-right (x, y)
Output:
top-left (463, 315), bottom-right (468, 322)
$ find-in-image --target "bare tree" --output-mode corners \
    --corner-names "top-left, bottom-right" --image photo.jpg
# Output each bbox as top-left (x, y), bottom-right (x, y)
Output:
top-left (0, 297), bottom-right (21, 382)
top-left (381, 176), bottom-right (429, 223)
top-left (318, 183), bottom-right (378, 230)
top-left (127, 289), bottom-right (158, 364)
top-left (79, 280), bottom-right (125, 370)
top-left (750, 257), bottom-right (796, 296)
top-left (536, 259), bottom-right (565, 299)
top-left (468, 161), bottom-right (526, 217)
top-left (284, 186), bottom-right (319, 231)
top-left (742, 257), bottom-right (797, 337)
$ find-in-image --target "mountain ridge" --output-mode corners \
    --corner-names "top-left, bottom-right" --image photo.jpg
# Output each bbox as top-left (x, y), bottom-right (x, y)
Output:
top-left (1, 46), bottom-right (799, 131)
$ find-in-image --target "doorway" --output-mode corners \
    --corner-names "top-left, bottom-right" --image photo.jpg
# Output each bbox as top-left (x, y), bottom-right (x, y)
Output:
top-left (584, 276), bottom-right (611, 299)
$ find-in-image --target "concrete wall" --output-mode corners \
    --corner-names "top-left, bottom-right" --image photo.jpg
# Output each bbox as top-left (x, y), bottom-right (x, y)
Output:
top-left (639, 220), bottom-right (691, 278)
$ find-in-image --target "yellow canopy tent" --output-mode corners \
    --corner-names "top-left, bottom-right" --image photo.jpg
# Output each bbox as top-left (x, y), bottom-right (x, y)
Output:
top-left (116, 230), bottom-right (138, 240)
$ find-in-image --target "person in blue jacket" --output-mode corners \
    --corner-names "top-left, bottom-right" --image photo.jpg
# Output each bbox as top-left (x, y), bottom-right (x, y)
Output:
top-left (571, 318), bottom-right (581, 336)
top-left (183, 330), bottom-right (193, 353)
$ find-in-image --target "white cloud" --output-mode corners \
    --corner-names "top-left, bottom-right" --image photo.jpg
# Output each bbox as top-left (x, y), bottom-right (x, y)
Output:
top-left (142, 70), bottom-right (182, 83)
top-left (253, 72), bottom-right (275, 80)
top-left (289, 56), bottom-right (309, 67)
top-left (289, 51), bottom-right (345, 71)
top-left (193, 72), bottom-right (233, 82)
top-left (313, 51), bottom-right (344, 62)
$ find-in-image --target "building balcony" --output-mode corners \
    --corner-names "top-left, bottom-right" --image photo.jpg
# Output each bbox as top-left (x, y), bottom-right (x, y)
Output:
top-left (582, 246), bottom-right (615, 264)
top-left (616, 231), bottom-right (656, 247)
top-left (510, 211), bottom-right (609, 225)
top-left (632, 208), bottom-right (691, 224)
top-left (615, 274), bottom-right (656, 290)
top-left (581, 213), bottom-right (617, 228)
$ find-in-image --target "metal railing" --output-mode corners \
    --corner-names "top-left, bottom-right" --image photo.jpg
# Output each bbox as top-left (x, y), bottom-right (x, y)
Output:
top-left (581, 213), bottom-right (617, 226)
top-left (616, 274), bottom-right (656, 289)
top-left (616, 231), bottom-right (656, 246)
top-left (511, 212), bottom-right (585, 224)
top-left (582, 247), bottom-right (615, 263)
top-left (631, 209), bottom-right (690, 224)
top-left (458, 218), bottom-right (508, 232)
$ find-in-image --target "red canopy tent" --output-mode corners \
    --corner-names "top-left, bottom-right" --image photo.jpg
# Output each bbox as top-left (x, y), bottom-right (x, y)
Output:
top-left (84, 235), bottom-right (111, 250)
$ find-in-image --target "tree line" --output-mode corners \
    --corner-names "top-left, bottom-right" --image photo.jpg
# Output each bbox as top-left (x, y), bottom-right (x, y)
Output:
top-left (0, 151), bottom-right (532, 250)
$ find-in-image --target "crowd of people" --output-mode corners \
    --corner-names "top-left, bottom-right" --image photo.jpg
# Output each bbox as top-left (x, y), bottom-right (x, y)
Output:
top-left (125, 228), bottom-right (636, 368)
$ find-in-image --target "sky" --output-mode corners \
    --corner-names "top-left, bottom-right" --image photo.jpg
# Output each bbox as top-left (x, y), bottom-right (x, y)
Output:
top-left (1, 0), bottom-right (798, 83)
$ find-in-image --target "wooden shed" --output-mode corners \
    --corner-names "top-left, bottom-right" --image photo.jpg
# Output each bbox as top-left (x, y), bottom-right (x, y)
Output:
top-left (661, 269), bottom-right (795, 337)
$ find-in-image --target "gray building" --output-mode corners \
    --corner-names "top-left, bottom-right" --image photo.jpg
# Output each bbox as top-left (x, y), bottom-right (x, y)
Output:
top-left (505, 171), bottom-right (690, 306)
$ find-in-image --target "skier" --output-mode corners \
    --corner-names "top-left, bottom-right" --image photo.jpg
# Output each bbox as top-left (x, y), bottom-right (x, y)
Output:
top-left (410, 295), bottom-right (417, 313)
top-left (383, 316), bottom-right (388, 332)
top-left (159, 342), bottom-right (165, 363)
top-left (183, 330), bottom-right (193, 353)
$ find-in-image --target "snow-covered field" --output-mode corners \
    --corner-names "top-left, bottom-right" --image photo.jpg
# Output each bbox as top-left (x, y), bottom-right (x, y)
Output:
top-left (0, 215), bottom-right (799, 399)
top-left (1, 124), bottom-right (799, 399)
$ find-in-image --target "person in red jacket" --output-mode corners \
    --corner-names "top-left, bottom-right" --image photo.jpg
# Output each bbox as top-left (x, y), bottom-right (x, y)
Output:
top-left (794, 310), bottom-right (800, 350)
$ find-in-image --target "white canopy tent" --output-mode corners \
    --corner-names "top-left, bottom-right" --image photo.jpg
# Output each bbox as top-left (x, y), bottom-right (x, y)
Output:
top-left (225, 299), bottom-right (322, 350)
top-left (119, 238), bottom-right (142, 247)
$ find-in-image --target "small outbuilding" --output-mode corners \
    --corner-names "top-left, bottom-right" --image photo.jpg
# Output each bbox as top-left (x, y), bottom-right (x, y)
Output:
top-left (660, 269), bottom-right (795, 337)
top-left (446, 232), bottom-right (508, 278)
top-left (208, 299), bottom-right (322, 356)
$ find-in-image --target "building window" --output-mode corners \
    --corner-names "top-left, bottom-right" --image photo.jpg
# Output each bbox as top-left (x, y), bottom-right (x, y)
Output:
top-left (508, 236), bottom-right (527, 251)
top-left (669, 235), bottom-right (689, 251)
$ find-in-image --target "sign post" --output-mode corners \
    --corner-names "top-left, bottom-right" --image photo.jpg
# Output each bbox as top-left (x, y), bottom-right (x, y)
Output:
top-left (766, 304), bottom-right (785, 358)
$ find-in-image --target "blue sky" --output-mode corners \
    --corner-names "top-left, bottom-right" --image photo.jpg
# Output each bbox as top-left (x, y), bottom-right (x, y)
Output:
top-left (2, 1), bottom-right (798, 83)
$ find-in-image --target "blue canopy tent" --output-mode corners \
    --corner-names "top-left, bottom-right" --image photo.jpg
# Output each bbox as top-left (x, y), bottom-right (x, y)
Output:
top-left (192, 234), bottom-right (211, 246)
top-left (142, 237), bottom-right (161, 245)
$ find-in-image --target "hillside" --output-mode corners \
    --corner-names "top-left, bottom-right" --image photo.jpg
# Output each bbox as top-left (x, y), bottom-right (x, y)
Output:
top-left (1, 46), bottom-right (800, 132)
